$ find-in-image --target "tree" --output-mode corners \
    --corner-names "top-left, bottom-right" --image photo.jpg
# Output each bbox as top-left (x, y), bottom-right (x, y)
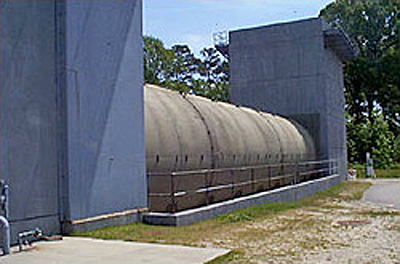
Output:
top-left (143, 36), bottom-right (230, 102)
top-left (194, 47), bottom-right (230, 101)
top-left (143, 36), bottom-right (174, 85)
top-left (347, 110), bottom-right (395, 168)
top-left (320, 0), bottom-right (399, 165)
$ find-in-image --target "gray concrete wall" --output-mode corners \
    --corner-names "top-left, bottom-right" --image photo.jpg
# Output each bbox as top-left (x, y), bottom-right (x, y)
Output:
top-left (63, 0), bottom-right (146, 222)
top-left (230, 18), bottom-right (347, 177)
top-left (323, 45), bottom-right (348, 178)
top-left (1, 0), bottom-right (146, 242)
top-left (0, 0), bottom-right (61, 240)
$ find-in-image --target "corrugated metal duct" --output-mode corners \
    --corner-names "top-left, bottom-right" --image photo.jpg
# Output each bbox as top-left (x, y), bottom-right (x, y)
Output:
top-left (145, 84), bottom-right (315, 174)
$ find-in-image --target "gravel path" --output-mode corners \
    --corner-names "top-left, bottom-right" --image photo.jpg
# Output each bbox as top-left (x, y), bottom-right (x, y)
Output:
top-left (203, 181), bottom-right (400, 263)
top-left (290, 180), bottom-right (400, 264)
top-left (290, 202), bottom-right (400, 264)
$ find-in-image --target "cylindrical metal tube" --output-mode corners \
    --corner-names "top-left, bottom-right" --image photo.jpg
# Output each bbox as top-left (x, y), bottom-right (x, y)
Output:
top-left (145, 84), bottom-right (316, 173)
top-left (0, 216), bottom-right (10, 255)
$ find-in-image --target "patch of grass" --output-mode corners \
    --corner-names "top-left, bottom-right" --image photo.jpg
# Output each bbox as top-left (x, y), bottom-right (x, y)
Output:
top-left (351, 164), bottom-right (400, 178)
top-left (76, 220), bottom-right (228, 247)
top-left (298, 181), bottom-right (371, 205)
top-left (218, 202), bottom-right (298, 223)
top-left (375, 169), bottom-right (400, 178)
top-left (206, 250), bottom-right (245, 264)
top-left (218, 182), bottom-right (371, 223)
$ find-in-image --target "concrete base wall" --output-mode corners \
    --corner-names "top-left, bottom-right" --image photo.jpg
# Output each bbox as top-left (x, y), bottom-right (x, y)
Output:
top-left (143, 175), bottom-right (342, 226)
top-left (63, 208), bottom-right (147, 234)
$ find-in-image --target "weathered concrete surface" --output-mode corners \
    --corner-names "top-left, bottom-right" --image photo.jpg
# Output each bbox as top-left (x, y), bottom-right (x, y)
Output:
top-left (146, 84), bottom-right (315, 173)
top-left (0, 237), bottom-right (229, 264)
top-left (1, 0), bottom-right (146, 241)
top-left (230, 18), bottom-right (349, 179)
top-left (0, 0), bottom-right (61, 242)
top-left (63, 0), bottom-right (147, 224)
top-left (362, 179), bottom-right (400, 209)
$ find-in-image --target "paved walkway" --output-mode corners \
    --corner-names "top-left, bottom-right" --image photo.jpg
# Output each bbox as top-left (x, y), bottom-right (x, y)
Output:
top-left (0, 237), bottom-right (229, 264)
top-left (362, 179), bottom-right (400, 209)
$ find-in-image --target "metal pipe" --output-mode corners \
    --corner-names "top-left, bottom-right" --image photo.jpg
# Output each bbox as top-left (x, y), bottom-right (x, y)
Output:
top-left (0, 181), bottom-right (10, 255)
top-left (0, 216), bottom-right (10, 255)
top-left (3, 184), bottom-right (9, 219)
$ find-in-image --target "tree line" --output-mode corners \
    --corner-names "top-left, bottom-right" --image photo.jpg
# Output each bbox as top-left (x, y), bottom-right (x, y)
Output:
top-left (320, 0), bottom-right (399, 167)
top-left (144, 0), bottom-right (399, 168)
top-left (144, 36), bottom-right (230, 102)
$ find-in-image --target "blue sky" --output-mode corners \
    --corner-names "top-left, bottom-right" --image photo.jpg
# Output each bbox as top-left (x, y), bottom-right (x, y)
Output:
top-left (144, 0), bottom-right (334, 54)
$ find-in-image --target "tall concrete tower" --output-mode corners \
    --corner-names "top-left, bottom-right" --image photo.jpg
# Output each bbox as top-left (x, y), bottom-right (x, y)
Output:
top-left (230, 18), bottom-right (358, 179)
top-left (1, 0), bottom-right (146, 241)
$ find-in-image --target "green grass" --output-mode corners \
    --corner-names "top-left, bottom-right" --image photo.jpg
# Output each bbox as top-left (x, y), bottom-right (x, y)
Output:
top-left (374, 169), bottom-right (400, 178)
top-left (74, 182), bottom-right (371, 246)
top-left (351, 163), bottom-right (400, 178)
top-left (218, 202), bottom-right (299, 223)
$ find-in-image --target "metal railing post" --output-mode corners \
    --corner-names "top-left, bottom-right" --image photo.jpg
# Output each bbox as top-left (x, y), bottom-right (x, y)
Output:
top-left (268, 166), bottom-right (272, 189)
top-left (230, 170), bottom-right (235, 197)
top-left (250, 168), bottom-right (255, 193)
top-left (205, 171), bottom-right (210, 205)
top-left (170, 172), bottom-right (176, 213)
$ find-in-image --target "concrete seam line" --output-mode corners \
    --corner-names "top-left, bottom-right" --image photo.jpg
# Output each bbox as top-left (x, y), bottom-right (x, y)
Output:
top-left (68, 208), bottom-right (148, 225)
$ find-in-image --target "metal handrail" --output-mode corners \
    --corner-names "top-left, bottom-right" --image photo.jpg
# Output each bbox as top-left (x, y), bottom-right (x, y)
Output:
top-left (147, 159), bottom-right (339, 212)
top-left (148, 159), bottom-right (338, 178)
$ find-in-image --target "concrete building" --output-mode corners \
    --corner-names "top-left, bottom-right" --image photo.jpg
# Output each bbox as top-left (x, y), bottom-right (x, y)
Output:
top-left (230, 18), bottom-right (358, 178)
top-left (0, 0), bottom-right (145, 242)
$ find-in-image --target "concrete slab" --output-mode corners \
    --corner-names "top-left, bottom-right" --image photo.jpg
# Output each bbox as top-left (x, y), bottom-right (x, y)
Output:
top-left (0, 237), bottom-right (229, 264)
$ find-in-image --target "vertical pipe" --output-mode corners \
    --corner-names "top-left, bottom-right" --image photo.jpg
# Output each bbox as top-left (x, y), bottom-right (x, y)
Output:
top-left (0, 183), bottom-right (9, 255)
top-left (0, 216), bottom-right (9, 255)
top-left (3, 184), bottom-right (8, 219)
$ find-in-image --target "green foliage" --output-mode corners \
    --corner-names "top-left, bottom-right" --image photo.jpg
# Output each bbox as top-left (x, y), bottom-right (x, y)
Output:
top-left (143, 36), bottom-right (230, 102)
top-left (347, 110), bottom-right (395, 168)
top-left (369, 112), bottom-right (396, 167)
top-left (143, 36), bottom-right (174, 85)
top-left (394, 135), bottom-right (400, 163)
top-left (321, 0), bottom-right (399, 165)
